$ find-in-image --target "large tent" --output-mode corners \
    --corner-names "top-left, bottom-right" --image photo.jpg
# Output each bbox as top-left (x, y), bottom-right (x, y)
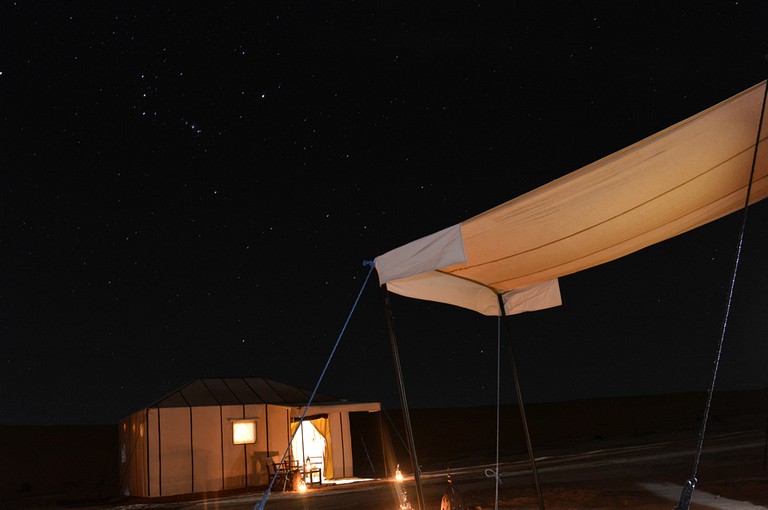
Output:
top-left (375, 81), bottom-right (767, 315)
top-left (119, 377), bottom-right (380, 497)
top-left (373, 81), bottom-right (767, 510)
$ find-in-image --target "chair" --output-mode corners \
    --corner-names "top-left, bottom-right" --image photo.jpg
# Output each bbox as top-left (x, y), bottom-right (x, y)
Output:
top-left (266, 456), bottom-right (299, 491)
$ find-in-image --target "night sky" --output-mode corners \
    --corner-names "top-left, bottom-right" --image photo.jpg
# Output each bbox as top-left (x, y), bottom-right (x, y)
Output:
top-left (2, 2), bottom-right (768, 426)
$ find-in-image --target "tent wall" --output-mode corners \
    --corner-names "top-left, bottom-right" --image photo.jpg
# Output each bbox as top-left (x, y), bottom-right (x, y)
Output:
top-left (146, 409), bottom-right (160, 495)
top-left (118, 409), bottom-right (149, 497)
top-left (334, 411), bottom-right (353, 478)
top-left (286, 402), bottom-right (381, 479)
top-left (266, 404), bottom-right (291, 461)
top-left (264, 404), bottom-right (379, 482)
top-left (120, 404), bottom-right (274, 497)
top-left (247, 403), bottom-right (269, 487)
top-left (119, 395), bottom-right (380, 497)
top-left (155, 407), bottom-right (192, 495)
top-left (220, 404), bottom-right (245, 490)
top-left (191, 405), bottom-right (221, 493)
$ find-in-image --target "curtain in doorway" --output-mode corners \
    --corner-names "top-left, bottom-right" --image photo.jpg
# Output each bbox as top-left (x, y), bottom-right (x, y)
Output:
top-left (291, 416), bottom-right (334, 479)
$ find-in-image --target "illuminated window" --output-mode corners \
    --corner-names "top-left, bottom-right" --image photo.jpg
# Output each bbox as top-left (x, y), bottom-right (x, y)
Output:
top-left (232, 420), bottom-right (257, 445)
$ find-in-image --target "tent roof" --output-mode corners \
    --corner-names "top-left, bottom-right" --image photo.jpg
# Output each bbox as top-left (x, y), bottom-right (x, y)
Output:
top-left (148, 377), bottom-right (342, 408)
top-left (375, 81), bottom-right (768, 316)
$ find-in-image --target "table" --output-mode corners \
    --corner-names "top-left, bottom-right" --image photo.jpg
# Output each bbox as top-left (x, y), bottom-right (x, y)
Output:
top-left (302, 467), bottom-right (322, 487)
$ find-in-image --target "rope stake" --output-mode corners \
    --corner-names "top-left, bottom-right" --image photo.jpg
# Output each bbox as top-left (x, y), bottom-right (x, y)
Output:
top-left (493, 315), bottom-right (502, 510)
top-left (484, 469), bottom-right (503, 487)
top-left (674, 478), bottom-right (697, 510)
top-left (675, 81), bottom-right (767, 510)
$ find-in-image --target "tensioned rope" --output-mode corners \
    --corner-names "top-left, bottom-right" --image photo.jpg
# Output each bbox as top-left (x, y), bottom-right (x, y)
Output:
top-left (483, 316), bottom-right (503, 510)
top-left (381, 407), bottom-right (413, 456)
top-left (674, 82), bottom-right (767, 510)
top-left (254, 262), bottom-right (376, 510)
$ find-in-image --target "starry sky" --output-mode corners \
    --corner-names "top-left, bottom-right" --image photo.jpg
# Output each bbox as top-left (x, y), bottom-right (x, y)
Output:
top-left (2, 1), bottom-right (768, 425)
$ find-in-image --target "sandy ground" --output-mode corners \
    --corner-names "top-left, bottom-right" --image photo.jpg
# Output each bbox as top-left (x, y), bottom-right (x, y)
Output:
top-left (13, 426), bottom-right (766, 510)
top-left (3, 392), bottom-right (767, 510)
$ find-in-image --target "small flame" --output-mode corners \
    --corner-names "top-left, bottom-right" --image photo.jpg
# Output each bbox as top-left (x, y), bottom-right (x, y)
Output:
top-left (395, 464), bottom-right (403, 483)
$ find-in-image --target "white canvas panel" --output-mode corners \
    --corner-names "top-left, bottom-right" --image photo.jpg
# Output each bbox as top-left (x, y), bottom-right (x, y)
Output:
top-left (385, 270), bottom-right (561, 316)
top-left (502, 279), bottom-right (562, 315)
top-left (384, 270), bottom-right (500, 315)
top-left (221, 405), bottom-right (246, 490)
top-left (157, 407), bottom-right (193, 496)
top-left (147, 408), bottom-right (160, 497)
top-left (338, 411), bottom-right (354, 478)
top-left (375, 224), bottom-right (465, 284)
top-left (245, 404), bottom-right (269, 487)
top-left (191, 406), bottom-right (223, 493)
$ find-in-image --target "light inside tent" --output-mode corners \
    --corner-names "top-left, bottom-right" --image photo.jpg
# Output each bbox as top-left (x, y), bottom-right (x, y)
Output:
top-left (291, 420), bottom-right (326, 476)
top-left (232, 420), bottom-right (256, 445)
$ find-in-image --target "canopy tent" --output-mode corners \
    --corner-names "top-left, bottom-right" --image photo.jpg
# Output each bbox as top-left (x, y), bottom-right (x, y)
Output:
top-left (375, 81), bottom-right (768, 315)
top-left (373, 81), bottom-right (767, 510)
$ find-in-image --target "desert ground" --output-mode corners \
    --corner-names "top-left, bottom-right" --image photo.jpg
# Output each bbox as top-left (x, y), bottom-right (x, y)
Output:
top-left (2, 391), bottom-right (767, 509)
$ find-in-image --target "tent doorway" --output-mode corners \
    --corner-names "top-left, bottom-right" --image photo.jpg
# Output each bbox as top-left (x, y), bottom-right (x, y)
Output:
top-left (291, 416), bottom-right (332, 478)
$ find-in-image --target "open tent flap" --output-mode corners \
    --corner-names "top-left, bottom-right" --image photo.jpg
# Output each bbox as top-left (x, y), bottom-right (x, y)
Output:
top-left (384, 271), bottom-right (562, 316)
top-left (375, 81), bottom-right (768, 315)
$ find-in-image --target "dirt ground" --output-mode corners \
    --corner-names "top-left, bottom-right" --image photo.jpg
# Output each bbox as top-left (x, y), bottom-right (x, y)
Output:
top-left (410, 427), bottom-right (768, 510)
top-left (12, 426), bottom-right (766, 510)
top-left (3, 391), bottom-right (767, 510)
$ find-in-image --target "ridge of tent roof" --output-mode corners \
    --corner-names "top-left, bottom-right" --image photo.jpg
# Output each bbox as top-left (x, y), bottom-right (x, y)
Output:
top-left (147, 377), bottom-right (341, 408)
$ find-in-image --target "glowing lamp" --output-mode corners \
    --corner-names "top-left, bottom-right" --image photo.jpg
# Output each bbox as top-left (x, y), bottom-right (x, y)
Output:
top-left (298, 479), bottom-right (308, 493)
top-left (395, 464), bottom-right (403, 483)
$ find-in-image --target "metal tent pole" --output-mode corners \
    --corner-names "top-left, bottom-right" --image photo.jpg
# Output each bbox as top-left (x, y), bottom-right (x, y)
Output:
top-left (498, 294), bottom-right (545, 510)
top-left (381, 284), bottom-right (426, 510)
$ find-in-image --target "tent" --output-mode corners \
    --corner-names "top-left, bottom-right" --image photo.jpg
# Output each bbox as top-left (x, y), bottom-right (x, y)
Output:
top-left (373, 81), bottom-right (767, 509)
top-left (119, 377), bottom-right (380, 497)
top-left (375, 81), bottom-right (767, 315)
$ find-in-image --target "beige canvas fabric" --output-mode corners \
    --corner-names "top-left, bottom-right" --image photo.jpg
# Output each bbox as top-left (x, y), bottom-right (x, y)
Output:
top-left (376, 82), bottom-right (768, 316)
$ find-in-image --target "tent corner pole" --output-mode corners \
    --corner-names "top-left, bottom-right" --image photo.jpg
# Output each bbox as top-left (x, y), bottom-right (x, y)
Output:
top-left (380, 283), bottom-right (426, 510)
top-left (498, 294), bottom-right (545, 510)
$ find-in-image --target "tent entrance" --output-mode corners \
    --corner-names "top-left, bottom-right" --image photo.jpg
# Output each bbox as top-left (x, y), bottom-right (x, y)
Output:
top-left (290, 416), bottom-right (332, 478)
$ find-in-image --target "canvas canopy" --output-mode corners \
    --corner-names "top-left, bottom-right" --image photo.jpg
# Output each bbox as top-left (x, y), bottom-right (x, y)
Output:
top-left (375, 81), bottom-right (768, 315)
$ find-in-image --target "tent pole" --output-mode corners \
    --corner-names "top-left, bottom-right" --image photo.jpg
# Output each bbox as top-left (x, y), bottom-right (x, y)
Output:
top-left (381, 284), bottom-right (426, 510)
top-left (498, 294), bottom-right (545, 510)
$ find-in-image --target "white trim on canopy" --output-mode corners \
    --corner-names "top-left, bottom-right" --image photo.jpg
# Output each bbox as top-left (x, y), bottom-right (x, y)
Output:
top-left (375, 81), bottom-right (768, 316)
